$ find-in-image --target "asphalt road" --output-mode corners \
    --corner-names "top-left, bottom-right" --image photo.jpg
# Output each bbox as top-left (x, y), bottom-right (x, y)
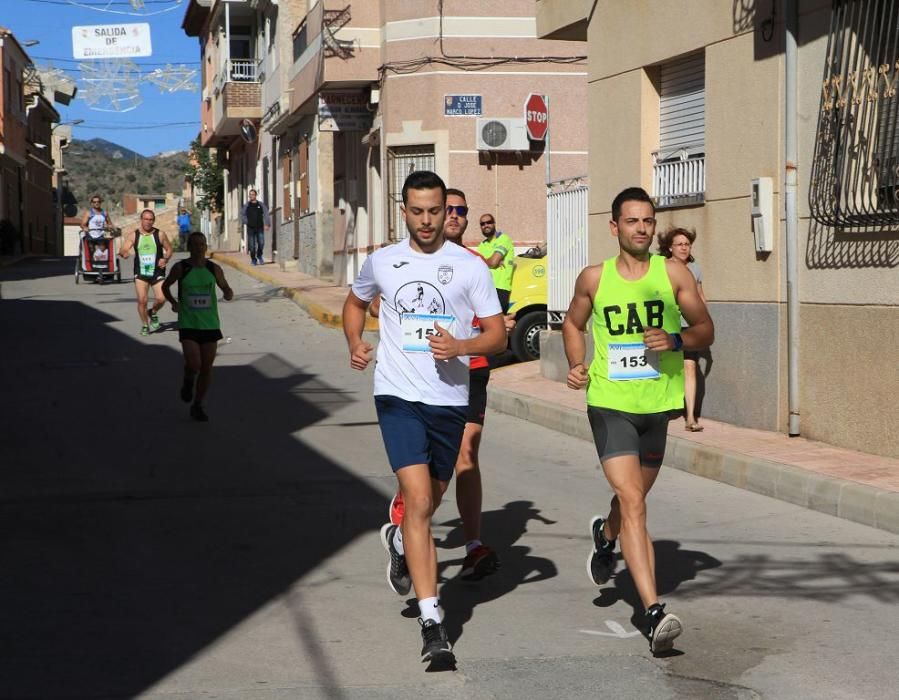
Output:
top-left (1, 257), bottom-right (898, 700)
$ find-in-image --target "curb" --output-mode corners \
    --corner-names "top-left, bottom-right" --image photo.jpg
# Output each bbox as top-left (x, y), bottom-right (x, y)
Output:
top-left (0, 255), bottom-right (30, 268)
top-left (487, 385), bottom-right (899, 535)
top-left (211, 253), bottom-right (378, 331)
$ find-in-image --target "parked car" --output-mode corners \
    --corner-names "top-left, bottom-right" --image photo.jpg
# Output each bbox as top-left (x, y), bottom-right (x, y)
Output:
top-left (507, 245), bottom-right (548, 361)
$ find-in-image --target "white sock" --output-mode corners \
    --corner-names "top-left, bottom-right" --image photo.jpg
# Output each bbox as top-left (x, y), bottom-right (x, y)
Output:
top-left (392, 526), bottom-right (404, 555)
top-left (418, 596), bottom-right (441, 624)
top-left (465, 539), bottom-right (483, 554)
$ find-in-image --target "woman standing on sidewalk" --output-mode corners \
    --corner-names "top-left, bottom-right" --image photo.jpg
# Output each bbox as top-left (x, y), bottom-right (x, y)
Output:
top-left (658, 227), bottom-right (707, 432)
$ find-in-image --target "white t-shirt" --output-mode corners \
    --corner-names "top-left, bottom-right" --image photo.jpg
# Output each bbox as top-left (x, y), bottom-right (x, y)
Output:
top-left (352, 238), bottom-right (502, 406)
top-left (86, 210), bottom-right (107, 239)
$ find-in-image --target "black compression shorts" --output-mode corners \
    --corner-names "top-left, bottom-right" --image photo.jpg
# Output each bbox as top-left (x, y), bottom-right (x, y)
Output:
top-left (587, 406), bottom-right (673, 468)
top-left (466, 366), bottom-right (490, 425)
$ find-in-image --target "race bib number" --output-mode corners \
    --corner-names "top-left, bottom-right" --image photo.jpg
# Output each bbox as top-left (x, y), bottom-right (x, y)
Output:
top-left (139, 253), bottom-right (156, 276)
top-left (187, 293), bottom-right (211, 310)
top-left (401, 313), bottom-right (455, 353)
top-left (608, 342), bottom-right (660, 381)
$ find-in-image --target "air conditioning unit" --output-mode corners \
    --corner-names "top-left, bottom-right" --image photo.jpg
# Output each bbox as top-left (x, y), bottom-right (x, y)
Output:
top-left (476, 118), bottom-right (530, 151)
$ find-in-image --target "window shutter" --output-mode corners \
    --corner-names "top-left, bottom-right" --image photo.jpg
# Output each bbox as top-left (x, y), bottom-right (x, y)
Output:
top-left (659, 52), bottom-right (705, 157)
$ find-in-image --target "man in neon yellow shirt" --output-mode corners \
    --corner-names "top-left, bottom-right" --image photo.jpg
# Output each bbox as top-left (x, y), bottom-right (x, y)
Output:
top-left (476, 213), bottom-right (515, 312)
top-left (562, 186), bottom-right (714, 655)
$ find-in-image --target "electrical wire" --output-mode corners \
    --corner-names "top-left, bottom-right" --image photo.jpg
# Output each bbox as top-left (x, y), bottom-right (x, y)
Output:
top-left (379, 1), bottom-right (587, 83)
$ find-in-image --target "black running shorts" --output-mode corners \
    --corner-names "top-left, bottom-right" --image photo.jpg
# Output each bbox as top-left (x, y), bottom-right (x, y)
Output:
top-left (587, 406), bottom-right (673, 468)
top-left (466, 366), bottom-right (490, 425)
top-left (179, 328), bottom-right (223, 344)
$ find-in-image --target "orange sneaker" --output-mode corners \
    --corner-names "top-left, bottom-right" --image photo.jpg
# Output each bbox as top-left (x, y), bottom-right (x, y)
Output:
top-left (389, 490), bottom-right (404, 525)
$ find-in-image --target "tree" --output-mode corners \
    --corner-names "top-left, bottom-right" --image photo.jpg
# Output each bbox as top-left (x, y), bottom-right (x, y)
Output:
top-left (185, 138), bottom-right (224, 214)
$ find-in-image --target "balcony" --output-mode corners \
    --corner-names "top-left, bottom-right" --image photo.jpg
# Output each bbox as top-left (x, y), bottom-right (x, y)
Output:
top-left (535, 0), bottom-right (590, 41)
top-left (207, 59), bottom-right (262, 142)
top-left (652, 151), bottom-right (705, 209)
top-left (288, 4), bottom-right (381, 113)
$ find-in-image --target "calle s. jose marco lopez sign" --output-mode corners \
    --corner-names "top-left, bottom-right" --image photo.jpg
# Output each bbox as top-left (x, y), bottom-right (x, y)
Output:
top-left (72, 23), bottom-right (153, 60)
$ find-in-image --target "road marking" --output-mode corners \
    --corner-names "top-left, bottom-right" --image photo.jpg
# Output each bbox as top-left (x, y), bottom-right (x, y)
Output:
top-left (579, 620), bottom-right (642, 639)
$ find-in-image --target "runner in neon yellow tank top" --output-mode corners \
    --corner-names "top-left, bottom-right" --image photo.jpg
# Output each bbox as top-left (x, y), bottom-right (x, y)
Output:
top-left (562, 187), bottom-right (714, 655)
top-left (162, 232), bottom-right (234, 422)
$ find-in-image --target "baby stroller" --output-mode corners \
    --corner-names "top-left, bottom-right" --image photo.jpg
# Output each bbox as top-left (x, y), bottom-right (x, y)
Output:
top-left (75, 230), bottom-right (122, 284)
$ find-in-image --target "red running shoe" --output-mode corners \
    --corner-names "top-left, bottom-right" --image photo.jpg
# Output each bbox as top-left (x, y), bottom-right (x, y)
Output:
top-left (460, 544), bottom-right (500, 581)
top-left (389, 490), bottom-right (404, 525)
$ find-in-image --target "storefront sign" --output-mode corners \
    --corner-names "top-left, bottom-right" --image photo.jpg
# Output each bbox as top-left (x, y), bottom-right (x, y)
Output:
top-left (318, 92), bottom-right (372, 132)
top-left (72, 23), bottom-right (152, 60)
top-left (444, 94), bottom-right (482, 117)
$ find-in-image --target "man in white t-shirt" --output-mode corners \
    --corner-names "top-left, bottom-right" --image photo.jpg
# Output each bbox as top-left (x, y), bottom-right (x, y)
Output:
top-left (343, 170), bottom-right (506, 665)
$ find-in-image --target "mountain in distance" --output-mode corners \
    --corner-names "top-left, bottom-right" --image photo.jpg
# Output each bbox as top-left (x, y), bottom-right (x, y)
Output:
top-left (64, 138), bottom-right (190, 214)
top-left (77, 138), bottom-right (144, 162)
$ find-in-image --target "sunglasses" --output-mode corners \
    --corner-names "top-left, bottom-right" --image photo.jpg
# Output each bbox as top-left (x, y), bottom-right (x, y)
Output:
top-left (446, 204), bottom-right (468, 216)
top-left (480, 220), bottom-right (495, 226)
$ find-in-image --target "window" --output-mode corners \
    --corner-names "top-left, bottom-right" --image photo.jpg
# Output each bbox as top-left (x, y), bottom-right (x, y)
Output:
top-left (810, 0), bottom-right (899, 226)
top-left (387, 145), bottom-right (436, 241)
top-left (292, 23), bottom-right (308, 63)
top-left (653, 51), bottom-right (706, 208)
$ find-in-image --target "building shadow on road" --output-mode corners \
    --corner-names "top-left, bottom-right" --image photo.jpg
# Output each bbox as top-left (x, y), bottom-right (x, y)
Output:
top-left (0, 278), bottom-right (386, 698)
top-left (425, 500), bottom-right (558, 647)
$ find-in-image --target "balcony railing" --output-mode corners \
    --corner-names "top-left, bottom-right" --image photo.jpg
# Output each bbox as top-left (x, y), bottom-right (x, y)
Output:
top-left (652, 151), bottom-right (705, 208)
top-left (213, 59), bottom-right (261, 93)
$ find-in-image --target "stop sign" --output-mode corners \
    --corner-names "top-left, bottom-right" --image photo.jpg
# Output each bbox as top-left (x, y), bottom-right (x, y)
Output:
top-left (524, 93), bottom-right (548, 141)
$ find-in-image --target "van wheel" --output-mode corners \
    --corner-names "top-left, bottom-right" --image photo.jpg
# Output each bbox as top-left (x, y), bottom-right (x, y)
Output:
top-left (510, 309), bottom-right (547, 362)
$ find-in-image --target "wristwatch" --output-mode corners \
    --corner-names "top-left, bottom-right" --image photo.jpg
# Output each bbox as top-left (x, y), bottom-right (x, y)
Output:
top-left (671, 333), bottom-right (684, 351)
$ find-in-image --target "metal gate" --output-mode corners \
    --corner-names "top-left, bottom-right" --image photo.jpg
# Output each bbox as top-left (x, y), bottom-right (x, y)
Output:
top-left (387, 145), bottom-right (435, 241)
top-left (547, 178), bottom-right (589, 320)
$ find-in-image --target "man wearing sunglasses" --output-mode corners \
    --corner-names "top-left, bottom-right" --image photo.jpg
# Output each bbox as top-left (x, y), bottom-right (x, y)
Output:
top-left (386, 188), bottom-right (503, 584)
top-left (476, 214), bottom-right (515, 312)
top-left (80, 194), bottom-right (115, 264)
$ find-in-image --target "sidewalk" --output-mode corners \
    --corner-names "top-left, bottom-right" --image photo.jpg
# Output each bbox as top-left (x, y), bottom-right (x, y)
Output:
top-left (211, 250), bottom-right (378, 331)
top-left (211, 249), bottom-right (899, 535)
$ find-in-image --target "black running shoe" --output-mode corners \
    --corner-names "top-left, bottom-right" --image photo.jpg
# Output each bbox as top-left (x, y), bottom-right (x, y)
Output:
top-left (646, 603), bottom-right (683, 654)
top-left (419, 618), bottom-right (453, 662)
top-left (587, 515), bottom-right (617, 585)
top-left (190, 403), bottom-right (209, 422)
top-left (460, 544), bottom-right (500, 582)
top-left (180, 376), bottom-right (194, 403)
top-left (379, 523), bottom-right (411, 595)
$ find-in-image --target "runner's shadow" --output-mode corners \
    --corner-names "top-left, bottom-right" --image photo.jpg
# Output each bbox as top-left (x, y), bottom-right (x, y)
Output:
top-left (592, 540), bottom-right (722, 634)
top-left (425, 500), bottom-right (558, 646)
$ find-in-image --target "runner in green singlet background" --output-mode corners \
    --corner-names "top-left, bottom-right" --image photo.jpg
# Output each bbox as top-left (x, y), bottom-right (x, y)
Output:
top-left (562, 187), bottom-right (714, 655)
top-left (162, 232), bottom-right (233, 422)
top-left (119, 209), bottom-right (173, 336)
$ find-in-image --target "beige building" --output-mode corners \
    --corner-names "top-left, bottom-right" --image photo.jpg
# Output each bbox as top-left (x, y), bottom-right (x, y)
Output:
top-left (537, 0), bottom-right (899, 459)
top-left (184, 1), bottom-right (588, 282)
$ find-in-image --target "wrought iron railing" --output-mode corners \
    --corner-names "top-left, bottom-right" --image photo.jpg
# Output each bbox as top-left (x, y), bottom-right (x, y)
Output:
top-left (809, 0), bottom-right (899, 227)
top-left (652, 151), bottom-right (705, 208)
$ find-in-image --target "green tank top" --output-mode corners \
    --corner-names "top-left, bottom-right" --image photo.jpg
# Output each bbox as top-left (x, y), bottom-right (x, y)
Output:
top-left (135, 230), bottom-right (162, 277)
top-left (586, 255), bottom-right (684, 413)
top-left (477, 232), bottom-right (515, 290)
top-left (178, 260), bottom-right (220, 330)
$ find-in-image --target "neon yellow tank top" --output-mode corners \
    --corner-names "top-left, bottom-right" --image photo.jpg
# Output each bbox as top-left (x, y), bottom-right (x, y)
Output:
top-left (585, 255), bottom-right (684, 413)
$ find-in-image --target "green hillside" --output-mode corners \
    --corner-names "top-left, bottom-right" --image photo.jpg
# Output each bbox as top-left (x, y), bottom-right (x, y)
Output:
top-left (64, 139), bottom-right (190, 214)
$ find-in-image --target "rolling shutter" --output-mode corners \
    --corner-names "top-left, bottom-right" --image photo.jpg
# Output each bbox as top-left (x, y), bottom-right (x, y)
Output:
top-left (659, 52), bottom-right (705, 158)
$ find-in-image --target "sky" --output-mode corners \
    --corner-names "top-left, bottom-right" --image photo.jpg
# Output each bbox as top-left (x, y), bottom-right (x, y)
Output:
top-left (5, 0), bottom-right (201, 156)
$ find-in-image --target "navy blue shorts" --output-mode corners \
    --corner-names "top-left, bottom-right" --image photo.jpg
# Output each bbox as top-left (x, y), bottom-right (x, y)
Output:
top-left (374, 395), bottom-right (467, 482)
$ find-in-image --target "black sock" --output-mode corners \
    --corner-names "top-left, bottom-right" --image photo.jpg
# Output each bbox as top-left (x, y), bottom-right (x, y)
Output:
top-left (647, 603), bottom-right (664, 617)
